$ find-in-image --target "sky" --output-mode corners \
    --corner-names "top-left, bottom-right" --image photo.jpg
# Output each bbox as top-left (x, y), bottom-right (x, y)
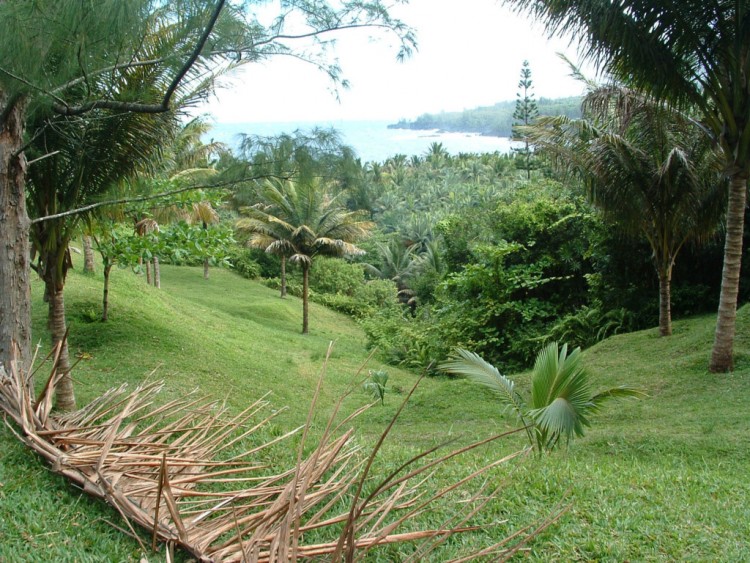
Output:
top-left (200, 0), bottom-right (591, 124)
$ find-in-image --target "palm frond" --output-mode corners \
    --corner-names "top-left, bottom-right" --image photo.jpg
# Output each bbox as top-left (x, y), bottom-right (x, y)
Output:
top-left (528, 396), bottom-right (584, 442)
top-left (589, 386), bottom-right (647, 410)
top-left (439, 349), bottom-right (526, 422)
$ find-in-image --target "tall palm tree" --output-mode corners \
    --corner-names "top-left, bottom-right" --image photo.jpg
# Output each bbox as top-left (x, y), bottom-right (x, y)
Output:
top-left (237, 178), bottom-right (373, 334)
top-left (528, 84), bottom-right (726, 336)
top-left (504, 0), bottom-right (750, 370)
top-left (26, 107), bottom-right (178, 411)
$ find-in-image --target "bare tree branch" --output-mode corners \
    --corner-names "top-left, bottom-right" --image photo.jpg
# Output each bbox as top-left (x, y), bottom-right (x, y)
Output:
top-left (29, 173), bottom-right (289, 225)
top-left (51, 0), bottom-right (226, 117)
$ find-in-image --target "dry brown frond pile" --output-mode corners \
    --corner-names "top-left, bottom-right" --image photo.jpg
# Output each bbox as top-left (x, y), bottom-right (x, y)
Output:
top-left (0, 345), bottom-right (563, 561)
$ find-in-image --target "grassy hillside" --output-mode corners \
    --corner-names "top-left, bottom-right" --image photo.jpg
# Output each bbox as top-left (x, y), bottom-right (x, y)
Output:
top-left (1, 263), bottom-right (749, 561)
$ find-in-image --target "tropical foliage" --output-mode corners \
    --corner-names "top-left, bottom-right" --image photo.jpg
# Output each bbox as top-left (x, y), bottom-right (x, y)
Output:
top-left (528, 80), bottom-right (726, 336)
top-left (503, 0), bottom-right (750, 372)
top-left (237, 178), bottom-right (373, 333)
top-left (440, 342), bottom-right (644, 452)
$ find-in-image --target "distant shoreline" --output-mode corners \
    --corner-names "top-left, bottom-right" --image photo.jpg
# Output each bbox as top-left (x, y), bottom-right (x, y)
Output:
top-left (386, 123), bottom-right (506, 138)
top-left (208, 120), bottom-right (513, 162)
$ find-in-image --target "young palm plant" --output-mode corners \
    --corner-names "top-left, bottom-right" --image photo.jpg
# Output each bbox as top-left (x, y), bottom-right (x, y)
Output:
top-left (441, 342), bottom-right (643, 453)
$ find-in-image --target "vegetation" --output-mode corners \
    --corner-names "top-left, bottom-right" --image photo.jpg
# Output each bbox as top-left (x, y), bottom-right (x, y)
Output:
top-left (2, 2), bottom-right (750, 560)
top-left (237, 178), bottom-right (373, 334)
top-left (503, 0), bottom-right (750, 372)
top-left (512, 60), bottom-right (539, 178)
top-left (528, 81), bottom-right (726, 336)
top-left (389, 96), bottom-right (581, 137)
top-left (1, 262), bottom-right (748, 560)
top-left (441, 342), bottom-right (644, 453)
top-left (0, 0), bottom-right (415, 386)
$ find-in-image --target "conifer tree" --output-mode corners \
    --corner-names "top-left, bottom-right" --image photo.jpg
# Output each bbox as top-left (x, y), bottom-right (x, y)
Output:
top-left (512, 60), bottom-right (539, 179)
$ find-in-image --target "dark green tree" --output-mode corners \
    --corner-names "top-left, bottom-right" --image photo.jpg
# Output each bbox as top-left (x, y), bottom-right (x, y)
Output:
top-left (512, 60), bottom-right (539, 179)
top-left (503, 0), bottom-right (750, 372)
top-left (528, 83), bottom-right (726, 336)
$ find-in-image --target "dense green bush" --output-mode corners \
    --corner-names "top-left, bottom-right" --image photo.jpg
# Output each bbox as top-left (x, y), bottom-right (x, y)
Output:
top-left (227, 246), bottom-right (262, 279)
top-left (308, 257), bottom-right (365, 296)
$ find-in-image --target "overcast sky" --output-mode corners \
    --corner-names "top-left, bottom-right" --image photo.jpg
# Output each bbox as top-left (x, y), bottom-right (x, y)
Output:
top-left (200, 0), bottom-right (591, 123)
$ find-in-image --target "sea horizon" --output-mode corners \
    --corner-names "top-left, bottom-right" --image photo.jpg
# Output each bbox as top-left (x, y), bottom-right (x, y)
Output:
top-left (207, 119), bottom-right (513, 163)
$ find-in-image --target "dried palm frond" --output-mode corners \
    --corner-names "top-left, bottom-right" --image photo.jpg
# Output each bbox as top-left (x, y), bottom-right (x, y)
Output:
top-left (0, 343), bottom-right (565, 561)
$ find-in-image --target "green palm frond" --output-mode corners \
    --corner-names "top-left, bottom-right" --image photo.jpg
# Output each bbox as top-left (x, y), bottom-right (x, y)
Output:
top-left (589, 386), bottom-right (647, 410)
top-left (446, 342), bottom-right (643, 453)
top-left (440, 349), bottom-right (528, 425)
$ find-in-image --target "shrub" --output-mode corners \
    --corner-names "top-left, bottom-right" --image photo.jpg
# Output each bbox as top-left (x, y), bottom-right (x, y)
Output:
top-left (309, 257), bottom-right (365, 296)
top-left (227, 247), bottom-right (262, 279)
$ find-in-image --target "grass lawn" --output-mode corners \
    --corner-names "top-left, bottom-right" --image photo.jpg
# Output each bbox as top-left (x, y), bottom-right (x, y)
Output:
top-left (1, 263), bottom-right (749, 561)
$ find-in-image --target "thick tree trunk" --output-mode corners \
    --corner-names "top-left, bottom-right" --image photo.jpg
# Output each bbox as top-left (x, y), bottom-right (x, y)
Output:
top-left (302, 263), bottom-right (310, 334)
top-left (82, 235), bottom-right (95, 273)
top-left (102, 263), bottom-right (112, 322)
top-left (153, 256), bottom-right (160, 288)
top-left (657, 266), bottom-right (672, 337)
top-left (0, 95), bottom-right (31, 378)
top-left (49, 285), bottom-right (75, 411)
top-left (710, 173), bottom-right (748, 372)
top-left (280, 255), bottom-right (287, 298)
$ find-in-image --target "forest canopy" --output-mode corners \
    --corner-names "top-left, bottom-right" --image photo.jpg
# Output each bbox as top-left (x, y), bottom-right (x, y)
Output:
top-left (388, 96), bottom-right (582, 137)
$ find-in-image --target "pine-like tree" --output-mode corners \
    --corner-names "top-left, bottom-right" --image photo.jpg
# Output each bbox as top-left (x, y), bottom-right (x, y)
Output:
top-left (512, 60), bottom-right (539, 179)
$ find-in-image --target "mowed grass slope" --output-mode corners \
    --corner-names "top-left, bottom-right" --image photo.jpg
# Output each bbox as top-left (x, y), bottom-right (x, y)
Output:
top-left (1, 263), bottom-right (749, 561)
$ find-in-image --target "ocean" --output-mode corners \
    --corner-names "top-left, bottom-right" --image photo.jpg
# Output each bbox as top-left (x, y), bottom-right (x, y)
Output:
top-left (207, 120), bottom-right (513, 163)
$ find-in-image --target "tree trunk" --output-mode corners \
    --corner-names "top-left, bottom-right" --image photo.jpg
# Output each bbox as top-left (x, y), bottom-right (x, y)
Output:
top-left (0, 94), bottom-right (31, 378)
top-left (657, 265), bottom-right (672, 337)
top-left (280, 255), bottom-right (287, 298)
top-left (102, 262), bottom-right (112, 322)
top-left (82, 235), bottom-right (95, 273)
top-left (302, 262), bottom-right (310, 334)
top-left (146, 259), bottom-right (152, 284)
top-left (153, 256), bottom-right (160, 288)
top-left (203, 221), bottom-right (210, 280)
top-left (710, 173), bottom-right (748, 372)
top-left (49, 285), bottom-right (76, 411)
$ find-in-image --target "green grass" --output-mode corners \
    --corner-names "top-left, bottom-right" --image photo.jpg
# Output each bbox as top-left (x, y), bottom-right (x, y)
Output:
top-left (2, 263), bottom-right (749, 561)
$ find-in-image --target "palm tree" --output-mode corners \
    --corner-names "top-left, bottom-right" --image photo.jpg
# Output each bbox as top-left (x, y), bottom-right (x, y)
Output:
top-left (441, 342), bottom-right (643, 453)
top-left (528, 83), bottom-right (725, 336)
top-left (190, 201), bottom-right (221, 279)
top-left (237, 178), bottom-right (373, 334)
top-left (26, 104), bottom-right (180, 411)
top-left (134, 218), bottom-right (161, 288)
top-left (503, 0), bottom-right (750, 371)
top-left (364, 239), bottom-right (420, 307)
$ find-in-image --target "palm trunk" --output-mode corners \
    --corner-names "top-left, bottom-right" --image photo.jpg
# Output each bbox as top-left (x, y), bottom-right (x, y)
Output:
top-left (710, 173), bottom-right (748, 372)
top-left (280, 255), bottom-right (287, 298)
top-left (302, 262), bottom-right (310, 334)
top-left (82, 235), bottom-right (95, 274)
top-left (49, 285), bottom-right (75, 411)
top-left (203, 221), bottom-right (210, 280)
top-left (146, 259), bottom-right (152, 284)
top-left (0, 94), bottom-right (31, 378)
top-left (153, 256), bottom-right (160, 288)
top-left (657, 265), bottom-right (672, 337)
top-left (102, 262), bottom-right (112, 322)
